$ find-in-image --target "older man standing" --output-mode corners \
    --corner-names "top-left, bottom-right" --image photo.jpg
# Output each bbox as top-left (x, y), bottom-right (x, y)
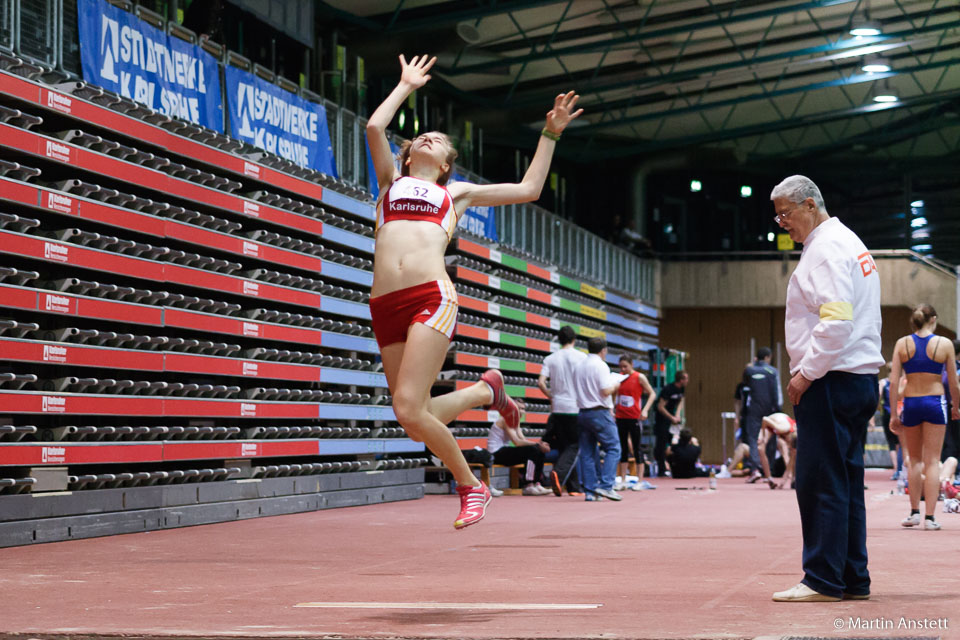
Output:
top-left (539, 325), bottom-right (587, 495)
top-left (574, 337), bottom-right (623, 501)
top-left (770, 176), bottom-right (883, 603)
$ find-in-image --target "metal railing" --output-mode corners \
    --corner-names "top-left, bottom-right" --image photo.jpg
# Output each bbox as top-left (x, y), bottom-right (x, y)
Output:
top-left (661, 249), bottom-right (957, 277)
top-left (0, 0), bottom-right (659, 306)
top-left (497, 201), bottom-right (657, 301)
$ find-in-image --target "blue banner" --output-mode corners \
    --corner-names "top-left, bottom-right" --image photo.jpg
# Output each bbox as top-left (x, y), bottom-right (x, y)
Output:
top-left (77, 0), bottom-right (222, 132)
top-left (365, 137), bottom-right (401, 200)
top-left (451, 173), bottom-right (498, 242)
top-left (224, 66), bottom-right (337, 176)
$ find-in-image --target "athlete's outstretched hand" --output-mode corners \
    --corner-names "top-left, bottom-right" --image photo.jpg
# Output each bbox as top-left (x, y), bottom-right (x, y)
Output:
top-left (545, 91), bottom-right (584, 134)
top-left (399, 54), bottom-right (437, 89)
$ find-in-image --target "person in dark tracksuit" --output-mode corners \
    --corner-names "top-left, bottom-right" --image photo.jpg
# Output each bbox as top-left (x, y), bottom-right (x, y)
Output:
top-left (770, 175), bottom-right (883, 603)
top-left (740, 347), bottom-right (782, 482)
top-left (654, 371), bottom-right (688, 477)
top-left (940, 340), bottom-right (960, 480)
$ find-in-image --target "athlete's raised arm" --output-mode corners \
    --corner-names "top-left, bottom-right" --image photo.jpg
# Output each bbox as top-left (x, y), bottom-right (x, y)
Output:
top-left (365, 54), bottom-right (437, 191)
top-left (449, 91), bottom-right (583, 210)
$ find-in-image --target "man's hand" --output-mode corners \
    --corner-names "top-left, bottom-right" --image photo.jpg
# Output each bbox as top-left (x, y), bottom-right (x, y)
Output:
top-left (787, 372), bottom-right (813, 405)
top-left (537, 441), bottom-right (551, 453)
top-left (671, 416), bottom-right (681, 425)
top-left (640, 410), bottom-right (649, 421)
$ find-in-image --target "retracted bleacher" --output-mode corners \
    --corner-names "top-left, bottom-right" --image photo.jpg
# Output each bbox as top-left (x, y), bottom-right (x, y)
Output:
top-left (0, 38), bottom-right (660, 542)
top-left (0, 57), bottom-right (432, 546)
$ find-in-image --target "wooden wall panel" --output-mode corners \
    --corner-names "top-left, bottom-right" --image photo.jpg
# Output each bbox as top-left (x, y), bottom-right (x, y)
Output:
top-left (661, 259), bottom-right (957, 332)
top-left (659, 308), bottom-right (787, 465)
top-left (658, 306), bottom-right (953, 465)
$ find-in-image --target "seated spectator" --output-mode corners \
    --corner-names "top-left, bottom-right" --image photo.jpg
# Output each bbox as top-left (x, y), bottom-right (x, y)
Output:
top-left (666, 428), bottom-right (709, 479)
top-left (487, 402), bottom-right (552, 496)
top-left (618, 220), bottom-right (652, 255)
top-left (717, 441), bottom-right (753, 478)
top-left (607, 214), bottom-right (625, 245)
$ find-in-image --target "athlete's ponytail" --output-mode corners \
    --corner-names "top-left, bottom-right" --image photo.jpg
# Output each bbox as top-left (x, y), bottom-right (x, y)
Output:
top-left (910, 303), bottom-right (937, 330)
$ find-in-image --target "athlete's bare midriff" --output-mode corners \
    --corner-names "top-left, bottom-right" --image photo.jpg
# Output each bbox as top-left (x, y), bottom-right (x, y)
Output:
top-left (903, 371), bottom-right (945, 398)
top-left (372, 219), bottom-right (453, 298)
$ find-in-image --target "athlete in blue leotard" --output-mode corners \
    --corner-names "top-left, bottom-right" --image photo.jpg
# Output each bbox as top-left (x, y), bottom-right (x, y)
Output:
top-left (889, 304), bottom-right (960, 530)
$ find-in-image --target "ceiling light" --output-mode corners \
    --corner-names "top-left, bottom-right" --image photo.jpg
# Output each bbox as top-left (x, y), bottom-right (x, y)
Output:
top-left (767, 232), bottom-right (775, 242)
top-left (910, 199), bottom-right (924, 208)
top-left (861, 57), bottom-right (891, 73)
top-left (456, 22), bottom-right (482, 44)
top-left (850, 2), bottom-right (882, 37)
top-left (850, 21), bottom-right (882, 37)
top-left (740, 185), bottom-right (752, 198)
top-left (911, 244), bottom-right (932, 252)
top-left (690, 179), bottom-right (702, 192)
top-left (873, 79), bottom-right (898, 103)
top-left (910, 216), bottom-right (927, 228)
top-left (911, 229), bottom-right (930, 240)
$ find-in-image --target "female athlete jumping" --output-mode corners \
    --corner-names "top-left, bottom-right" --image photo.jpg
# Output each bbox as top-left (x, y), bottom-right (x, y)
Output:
top-left (366, 54), bottom-right (582, 529)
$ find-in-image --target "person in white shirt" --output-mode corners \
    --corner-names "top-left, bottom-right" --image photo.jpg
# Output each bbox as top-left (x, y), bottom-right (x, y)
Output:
top-left (769, 175), bottom-right (883, 604)
top-left (487, 402), bottom-right (553, 496)
top-left (538, 326), bottom-right (587, 495)
top-left (573, 337), bottom-right (623, 501)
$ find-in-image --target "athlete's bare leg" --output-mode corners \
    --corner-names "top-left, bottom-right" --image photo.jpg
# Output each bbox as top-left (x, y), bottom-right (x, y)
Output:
top-left (381, 323), bottom-right (480, 487)
top-left (902, 422), bottom-right (946, 516)
top-left (429, 383), bottom-right (493, 425)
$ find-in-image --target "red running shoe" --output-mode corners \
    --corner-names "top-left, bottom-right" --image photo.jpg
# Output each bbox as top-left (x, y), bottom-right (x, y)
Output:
top-left (454, 482), bottom-right (491, 530)
top-left (481, 369), bottom-right (521, 429)
top-left (944, 480), bottom-right (959, 500)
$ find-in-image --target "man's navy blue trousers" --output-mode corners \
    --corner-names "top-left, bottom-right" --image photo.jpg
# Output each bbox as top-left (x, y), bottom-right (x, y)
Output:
top-left (794, 371), bottom-right (878, 598)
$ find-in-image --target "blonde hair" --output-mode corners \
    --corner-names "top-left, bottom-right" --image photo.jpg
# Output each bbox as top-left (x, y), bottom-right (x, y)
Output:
top-left (398, 132), bottom-right (458, 185)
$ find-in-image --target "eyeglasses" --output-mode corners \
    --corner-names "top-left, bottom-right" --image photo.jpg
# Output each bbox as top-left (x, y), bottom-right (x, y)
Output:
top-left (774, 204), bottom-right (803, 224)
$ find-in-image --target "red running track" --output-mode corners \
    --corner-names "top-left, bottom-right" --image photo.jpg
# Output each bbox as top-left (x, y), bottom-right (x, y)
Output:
top-left (0, 470), bottom-right (956, 640)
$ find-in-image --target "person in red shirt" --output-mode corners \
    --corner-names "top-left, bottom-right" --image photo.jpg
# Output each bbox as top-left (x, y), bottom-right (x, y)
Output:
top-left (615, 355), bottom-right (657, 486)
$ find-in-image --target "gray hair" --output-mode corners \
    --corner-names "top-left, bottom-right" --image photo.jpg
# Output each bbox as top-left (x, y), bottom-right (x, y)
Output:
top-left (770, 175), bottom-right (826, 212)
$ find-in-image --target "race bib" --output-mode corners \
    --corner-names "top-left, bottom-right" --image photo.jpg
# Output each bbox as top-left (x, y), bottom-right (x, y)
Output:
top-left (389, 176), bottom-right (446, 208)
top-left (618, 396), bottom-right (635, 408)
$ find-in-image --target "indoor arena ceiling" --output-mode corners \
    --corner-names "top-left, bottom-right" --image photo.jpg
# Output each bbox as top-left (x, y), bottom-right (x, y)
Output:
top-left (318, 0), bottom-right (960, 166)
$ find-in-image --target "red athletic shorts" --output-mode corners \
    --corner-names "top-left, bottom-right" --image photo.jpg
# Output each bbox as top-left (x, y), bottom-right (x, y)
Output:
top-left (369, 279), bottom-right (459, 349)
